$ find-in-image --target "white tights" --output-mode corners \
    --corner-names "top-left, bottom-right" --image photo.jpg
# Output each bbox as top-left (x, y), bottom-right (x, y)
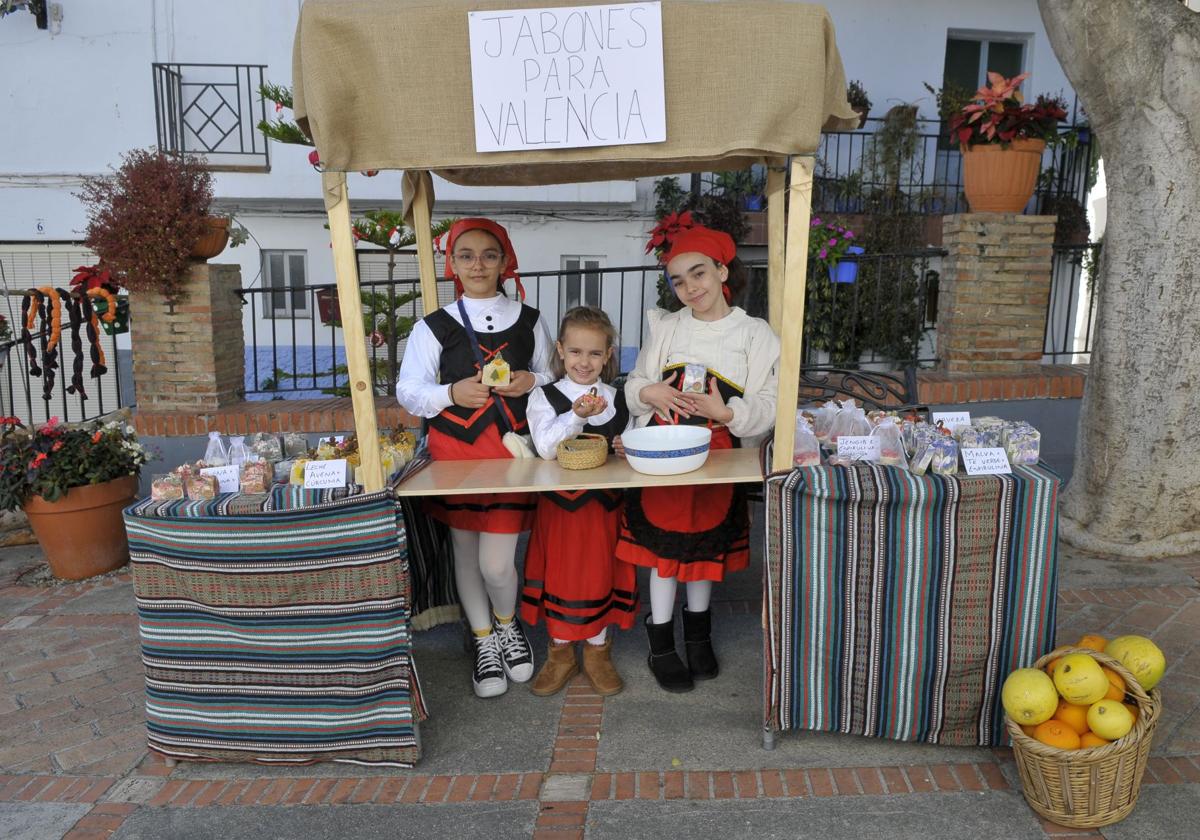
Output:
top-left (449, 528), bottom-right (520, 633)
top-left (648, 569), bottom-right (712, 624)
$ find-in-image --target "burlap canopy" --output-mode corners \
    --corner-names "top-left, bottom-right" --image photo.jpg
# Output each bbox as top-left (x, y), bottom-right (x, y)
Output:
top-left (292, 0), bottom-right (858, 185)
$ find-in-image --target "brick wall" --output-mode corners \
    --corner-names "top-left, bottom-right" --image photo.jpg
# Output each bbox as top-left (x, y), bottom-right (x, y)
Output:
top-left (938, 214), bottom-right (1055, 374)
top-left (128, 262), bottom-right (244, 412)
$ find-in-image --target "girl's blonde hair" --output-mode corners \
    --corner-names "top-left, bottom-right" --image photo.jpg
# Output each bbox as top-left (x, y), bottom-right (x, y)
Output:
top-left (552, 306), bottom-right (620, 383)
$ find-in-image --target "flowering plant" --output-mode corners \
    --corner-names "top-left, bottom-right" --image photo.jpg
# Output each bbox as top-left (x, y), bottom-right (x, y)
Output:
top-left (0, 416), bottom-right (149, 511)
top-left (808, 217), bottom-right (859, 273)
top-left (949, 72), bottom-right (1067, 149)
top-left (644, 210), bottom-right (695, 260)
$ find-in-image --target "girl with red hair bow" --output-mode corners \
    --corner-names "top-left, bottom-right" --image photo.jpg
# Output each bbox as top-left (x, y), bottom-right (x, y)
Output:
top-left (397, 218), bottom-right (554, 700)
top-left (617, 223), bottom-right (780, 694)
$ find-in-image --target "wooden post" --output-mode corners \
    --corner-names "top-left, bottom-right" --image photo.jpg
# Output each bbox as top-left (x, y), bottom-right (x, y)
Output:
top-left (771, 156), bottom-right (815, 473)
top-left (765, 159), bottom-right (787, 333)
top-left (409, 172), bottom-right (440, 316)
top-left (321, 170), bottom-right (384, 491)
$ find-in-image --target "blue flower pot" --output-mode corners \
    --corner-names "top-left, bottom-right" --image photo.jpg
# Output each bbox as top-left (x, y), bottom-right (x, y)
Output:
top-left (830, 246), bottom-right (865, 283)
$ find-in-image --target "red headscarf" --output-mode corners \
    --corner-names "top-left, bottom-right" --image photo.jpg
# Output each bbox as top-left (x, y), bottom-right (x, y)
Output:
top-left (443, 217), bottom-right (524, 300)
top-left (661, 225), bottom-right (737, 303)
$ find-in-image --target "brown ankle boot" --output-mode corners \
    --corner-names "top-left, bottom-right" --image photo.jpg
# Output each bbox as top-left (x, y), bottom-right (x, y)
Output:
top-left (530, 641), bottom-right (578, 696)
top-left (581, 638), bottom-right (624, 696)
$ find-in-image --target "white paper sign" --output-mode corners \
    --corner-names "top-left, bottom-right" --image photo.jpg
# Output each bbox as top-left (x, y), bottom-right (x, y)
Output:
top-left (319, 435), bottom-right (346, 445)
top-left (200, 465), bottom-right (240, 494)
top-left (836, 436), bottom-right (881, 462)
top-left (304, 459), bottom-right (348, 489)
top-left (467, 2), bottom-right (666, 152)
top-left (962, 447), bottom-right (1013, 475)
top-left (932, 411), bottom-right (971, 431)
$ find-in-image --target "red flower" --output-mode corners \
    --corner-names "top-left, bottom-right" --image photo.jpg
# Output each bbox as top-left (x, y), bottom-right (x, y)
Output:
top-left (71, 264), bottom-right (117, 292)
top-left (28, 452), bottom-right (47, 470)
top-left (92, 431), bottom-right (103, 444)
top-left (51, 441), bottom-right (63, 452)
top-left (645, 210), bottom-right (695, 256)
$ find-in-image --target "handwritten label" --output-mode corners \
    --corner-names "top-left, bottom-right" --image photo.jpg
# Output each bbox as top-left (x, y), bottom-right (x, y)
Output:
top-left (467, 2), bottom-right (666, 152)
top-left (932, 411), bottom-right (971, 431)
top-left (962, 447), bottom-right (1012, 475)
top-left (836, 436), bottom-right (881, 462)
top-left (200, 465), bottom-right (240, 494)
top-left (304, 459), bottom-right (348, 489)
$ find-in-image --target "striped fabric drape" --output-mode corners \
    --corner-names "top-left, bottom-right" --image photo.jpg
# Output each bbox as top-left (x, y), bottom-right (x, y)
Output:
top-left (763, 463), bottom-right (1060, 747)
top-left (126, 489), bottom-right (427, 767)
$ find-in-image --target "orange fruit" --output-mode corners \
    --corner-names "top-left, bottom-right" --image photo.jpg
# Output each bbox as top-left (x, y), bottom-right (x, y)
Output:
top-left (1020, 724), bottom-right (1038, 738)
top-left (1080, 731), bottom-right (1111, 749)
top-left (1101, 667), bottom-right (1126, 702)
top-left (1034, 720), bottom-right (1081, 750)
top-left (1052, 699), bottom-right (1090, 735)
top-left (1123, 702), bottom-right (1140, 724)
top-left (1044, 656), bottom-right (1061, 678)
top-left (1077, 634), bottom-right (1108, 652)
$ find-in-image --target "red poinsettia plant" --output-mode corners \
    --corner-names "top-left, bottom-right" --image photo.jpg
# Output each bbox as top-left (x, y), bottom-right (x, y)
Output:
top-left (949, 72), bottom-right (1067, 149)
top-left (70, 264), bottom-right (119, 293)
top-left (644, 210), bottom-right (695, 261)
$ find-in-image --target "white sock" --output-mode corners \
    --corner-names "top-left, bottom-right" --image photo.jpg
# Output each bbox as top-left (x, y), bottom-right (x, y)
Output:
top-left (685, 580), bottom-right (712, 613)
top-left (478, 531), bottom-right (520, 620)
top-left (586, 628), bottom-right (608, 646)
top-left (450, 528), bottom-right (491, 633)
top-left (649, 570), bottom-right (677, 624)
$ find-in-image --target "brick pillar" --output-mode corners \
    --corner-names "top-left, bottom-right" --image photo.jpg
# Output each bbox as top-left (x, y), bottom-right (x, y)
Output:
top-left (128, 262), bottom-right (244, 412)
top-left (938, 214), bottom-right (1055, 374)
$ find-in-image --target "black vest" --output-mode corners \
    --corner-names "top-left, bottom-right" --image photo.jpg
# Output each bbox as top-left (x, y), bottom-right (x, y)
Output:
top-left (651, 363), bottom-right (743, 441)
top-left (426, 303), bottom-right (540, 443)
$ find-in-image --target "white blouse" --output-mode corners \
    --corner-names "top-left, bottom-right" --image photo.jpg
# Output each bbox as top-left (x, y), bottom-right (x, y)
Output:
top-left (526, 378), bottom-right (629, 460)
top-left (395, 294), bottom-right (555, 418)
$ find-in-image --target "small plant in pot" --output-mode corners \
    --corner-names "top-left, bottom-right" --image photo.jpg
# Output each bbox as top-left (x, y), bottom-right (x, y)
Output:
top-left (847, 79), bottom-right (872, 129)
top-left (949, 72), bottom-right (1067, 213)
top-left (0, 416), bottom-right (149, 580)
top-left (809, 217), bottom-right (863, 284)
top-left (77, 148), bottom-right (223, 305)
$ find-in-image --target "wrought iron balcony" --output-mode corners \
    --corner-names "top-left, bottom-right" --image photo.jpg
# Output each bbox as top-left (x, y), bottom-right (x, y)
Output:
top-left (152, 63), bottom-right (270, 171)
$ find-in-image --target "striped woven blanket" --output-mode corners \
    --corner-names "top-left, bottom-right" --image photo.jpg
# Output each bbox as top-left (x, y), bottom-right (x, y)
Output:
top-left (764, 463), bottom-right (1060, 746)
top-left (125, 489), bottom-right (427, 767)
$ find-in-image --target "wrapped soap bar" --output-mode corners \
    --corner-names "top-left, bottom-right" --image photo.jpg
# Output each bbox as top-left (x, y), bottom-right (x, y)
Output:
top-left (792, 413), bottom-right (822, 468)
top-left (151, 473), bottom-right (184, 501)
top-left (871, 417), bottom-right (907, 467)
top-left (240, 460), bottom-right (273, 494)
top-left (274, 459), bottom-right (294, 484)
top-left (482, 352), bottom-right (511, 387)
top-left (973, 415), bottom-right (1005, 428)
top-left (930, 436), bottom-right (959, 476)
top-left (956, 426), bottom-right (992, 449)
top-left (909, 444), bottom-right (934, 476)
top-left (812, 400), bottom-right (838, 445)
top-left (828, 399), bottom-right (870, 444)
top-left (186, 474), bottom-right (219, 500)
top-left (248, 432), bottom-right (283, 463)
top-left (290, 458), bottom-right (311, 486)
top-left (680, 363), bottom-right (707, 395)
top-left (1006, 426), bottom-right (1041, 465)
top-left (282, 433), bottom-right (309, 459)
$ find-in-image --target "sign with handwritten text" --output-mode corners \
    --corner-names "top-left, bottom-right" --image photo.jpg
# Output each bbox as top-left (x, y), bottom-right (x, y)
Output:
top-left (200, 465), bottom-right (240, 494)
top-left (467, 2), bottom-right (665, 152)
top-left (932, 411), bottom-right (971, 431)
top-left (836, 436), bottom-right (881, 462)
top-left (304, 459), bottom-right (348, 489)
top-left (961, 447), bottom-right (1012, 475)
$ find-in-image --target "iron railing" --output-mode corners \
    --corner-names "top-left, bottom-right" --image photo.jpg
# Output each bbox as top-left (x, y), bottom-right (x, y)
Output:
top-left (1043, 242), bottom-right (1100, 363)
top-left (0, 326), bottom-right (126, 425)
top-left (152, 63), bottom-right (270, 170)
top-left (238, 250), bottom-right (944, 399)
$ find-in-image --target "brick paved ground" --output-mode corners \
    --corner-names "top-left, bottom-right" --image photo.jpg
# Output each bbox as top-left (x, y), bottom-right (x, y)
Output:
top-left (2, 542), bottom-right (1198, 839)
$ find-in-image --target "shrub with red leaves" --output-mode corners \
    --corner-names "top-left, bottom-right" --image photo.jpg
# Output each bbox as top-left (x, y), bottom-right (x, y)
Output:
top-left (948, 72), bottom-right (1067, 149)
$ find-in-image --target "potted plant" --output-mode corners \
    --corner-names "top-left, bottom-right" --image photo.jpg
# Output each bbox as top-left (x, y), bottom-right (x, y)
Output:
top-left (949, 72), bottom-right (1067, 213)
top-left (0, 416), bottom-right (148, 580)
top-left (847, 79), bottom-right (872, 129)
top-left (809, 217), bottom-right (864, 284)
top-left (78, 148), bottom-right (225, 304)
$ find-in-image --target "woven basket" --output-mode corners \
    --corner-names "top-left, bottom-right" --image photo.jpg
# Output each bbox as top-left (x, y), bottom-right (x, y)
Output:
top-left (1006, 646), bottom-right (1162, 829)
top-left (557, 433), bottom-right (608, 470)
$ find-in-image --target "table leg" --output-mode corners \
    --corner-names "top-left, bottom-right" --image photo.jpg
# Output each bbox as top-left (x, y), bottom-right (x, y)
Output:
top-left (762, 725), bottom-right (776, 751)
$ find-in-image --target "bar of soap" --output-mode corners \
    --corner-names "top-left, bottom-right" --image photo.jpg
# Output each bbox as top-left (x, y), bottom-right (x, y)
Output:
top-left (482, 353), bottom-right (511, 387)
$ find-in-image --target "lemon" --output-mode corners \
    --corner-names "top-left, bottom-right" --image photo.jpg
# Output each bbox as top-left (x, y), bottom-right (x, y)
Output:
top-left (1087, 699), bottom-right (1134, 741)
top-left (1105, 635), bottom-right (1167, 691)
top-left (1001, 668), bottom-right (1058, 726)
top-left (1053, 653), bottom-right (1108, 705)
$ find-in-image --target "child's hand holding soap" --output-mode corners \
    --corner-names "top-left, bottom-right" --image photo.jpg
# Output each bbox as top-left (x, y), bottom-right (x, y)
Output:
top-left (482, 352), bottom-right (511, 387)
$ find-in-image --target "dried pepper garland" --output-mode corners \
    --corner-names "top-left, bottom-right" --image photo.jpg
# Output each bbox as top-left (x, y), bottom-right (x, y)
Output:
top-left (21, 279), bottom-right (118, 403)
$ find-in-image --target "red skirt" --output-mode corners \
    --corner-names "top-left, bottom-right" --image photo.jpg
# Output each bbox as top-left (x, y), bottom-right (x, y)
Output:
top-left (521, 490), bottom-right (639, 640)
top-left (615, 426), bottom-right (749, 582)
top-left (424, 425), bottom-right (535, 533)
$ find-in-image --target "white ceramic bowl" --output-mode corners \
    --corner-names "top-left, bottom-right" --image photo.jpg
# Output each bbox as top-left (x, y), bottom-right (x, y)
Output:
top-left (622, 425), bottom-right (713, 476)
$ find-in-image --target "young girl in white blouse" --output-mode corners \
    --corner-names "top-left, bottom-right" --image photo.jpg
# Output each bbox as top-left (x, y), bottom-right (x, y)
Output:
top-left (617, 224), bottom-right (780, 694)
top-left (521, 306), bottom-right (636, 697)
top-left (396, 218), bottom-right (554, 700)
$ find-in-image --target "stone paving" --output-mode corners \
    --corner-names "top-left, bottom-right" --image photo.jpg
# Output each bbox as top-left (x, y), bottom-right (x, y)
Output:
top-left (1, 536), bottom-right (1199, 839)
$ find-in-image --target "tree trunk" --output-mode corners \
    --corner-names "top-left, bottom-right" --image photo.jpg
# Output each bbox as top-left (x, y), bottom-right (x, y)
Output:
top-left (1038, 0), bottom-right (1200, 556)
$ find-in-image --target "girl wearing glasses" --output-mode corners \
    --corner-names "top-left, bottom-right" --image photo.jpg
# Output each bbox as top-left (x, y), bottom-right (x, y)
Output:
top-left (397, 218), bottom-right (554, 699)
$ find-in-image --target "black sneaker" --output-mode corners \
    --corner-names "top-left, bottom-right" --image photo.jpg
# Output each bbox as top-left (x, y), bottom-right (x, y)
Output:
top-left (493, 615), bottom-right (535, 683)
top-left (471, 632), bottom-right (507, 698)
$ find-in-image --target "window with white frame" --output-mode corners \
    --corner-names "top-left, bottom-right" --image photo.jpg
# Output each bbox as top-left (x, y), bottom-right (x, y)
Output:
top-left (560, 256), bottom-right (603, 310)
top-left (263, 250), bottom-right (309, 317)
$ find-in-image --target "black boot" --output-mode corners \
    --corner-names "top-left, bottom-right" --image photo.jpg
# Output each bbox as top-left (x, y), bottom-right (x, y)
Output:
top-left (644, 614), bottom-right (693, 693)
top-left (682, 607), bottom-right (719, 680)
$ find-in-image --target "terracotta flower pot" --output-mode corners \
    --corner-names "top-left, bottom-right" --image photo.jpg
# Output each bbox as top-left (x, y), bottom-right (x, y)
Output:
top-left (961, 138), bottom-right (1046, 213)
top-left (190, 216), bottom-right (230, 260)
top-left (22, 475), bottom-right (139, 581)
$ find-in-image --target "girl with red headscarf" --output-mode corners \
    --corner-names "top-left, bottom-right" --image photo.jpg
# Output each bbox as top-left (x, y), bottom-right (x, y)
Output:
top-left (397, 218), bottom-right (554, 699)
top-left (616, 223), bottom-right (780, 693)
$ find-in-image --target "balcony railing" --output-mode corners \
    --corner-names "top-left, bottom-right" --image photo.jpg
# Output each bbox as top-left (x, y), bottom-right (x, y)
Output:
top-left (1043, 242), bottom-right (1100, 364)
top-left (152, 63), bottom-right (270, 171)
